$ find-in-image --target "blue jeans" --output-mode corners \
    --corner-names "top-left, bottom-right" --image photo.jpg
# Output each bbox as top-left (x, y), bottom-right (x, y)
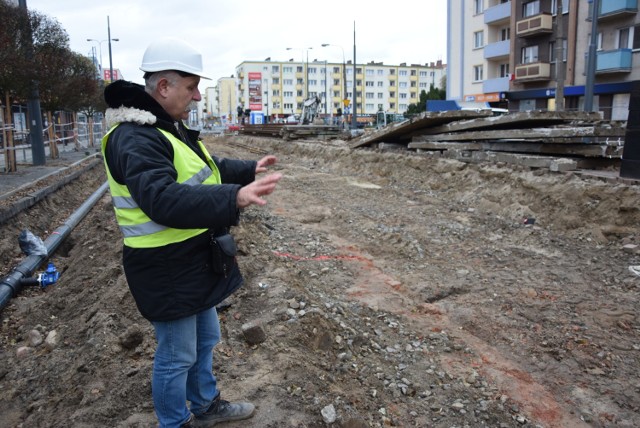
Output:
top-left (151, 306), bottom-right (220, 428)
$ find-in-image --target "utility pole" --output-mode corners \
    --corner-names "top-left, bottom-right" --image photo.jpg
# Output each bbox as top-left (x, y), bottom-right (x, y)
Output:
top-left (108, 16), bottom-right (115, 82)
top-left (352, 21), bottom-right (357, 130)
top-left (18, 0), bottom-right (45, 165)
top-left (584, 0), bottom-right (599, 112)
top-left (554, 0), bottom-right (565, 111)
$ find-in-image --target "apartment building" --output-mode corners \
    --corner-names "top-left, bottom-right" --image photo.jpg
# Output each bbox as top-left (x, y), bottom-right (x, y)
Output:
top-left (447, 0), bottom-right (638, 119)
top-left (230, 59), bottom-right (446, 123)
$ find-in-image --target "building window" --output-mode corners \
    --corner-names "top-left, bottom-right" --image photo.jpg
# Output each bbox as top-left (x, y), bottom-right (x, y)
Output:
top-left (410, 70), bottom-right (417, 76)
top-left (521, 45), bottom-right (539, 63)
top-left (283, 66), bottom-right (293, 73)
top-left (366, 81), bottom-right (374, 87)
top-left (474, 0), bottom-right (483, 15)
top-left (500, 63), bottom-right (510, 77)
top-left (308, 79), bottom-right (317, 86)
top-left (389, 69), bottom-right (396, 75)
top-left (296, 66), bottom-right (303, 73)
top-left (377, 69), bottom-right (384, 76)
top-left (366, 92), bottom-right (374, 99)
top-left (523, 0), bottom-right (540, 17)
top-left (630, 25), bottom-right (640, 51)
top-left (551, 0), bottom-right (569, 14)
top-left (501, 27), bottom-right (510, 41)
top-left (284, 91), bottom-right (293, 97)
top-left (473, 65), bottom-right (484, 81)
top-left (474, 31), bottom-right (484, 48)
top-left (549, 40), bottom-right (567, 62)
top-left (378, 93), bottom-right (384, 99)
top-left (333, 90), bottom-right (340, 97)
top-left (399, 70), bottom-right (408, 76)
top-left (366, 69), bottom-right (374, 76)
top-left (284, 79), bottom-right (293, 85)
top-left (400, 93), bottom-right (407, 99)
top-left (399, 82), bottom-right (408, 88)
top-left (389, 91), bottom-right (396, 97)
top-left (377, 81), bottom-right (384, 87)
top-left (588, 32), bottom-right (603, 50)
top-left (618, 27), bottom-right (632, 49)
top-left (272, 77), bottom-right (279, 84)
top-left (271, 65), bottom-right (279, 73)
top-left (420, 71), bottom-right (428, 77)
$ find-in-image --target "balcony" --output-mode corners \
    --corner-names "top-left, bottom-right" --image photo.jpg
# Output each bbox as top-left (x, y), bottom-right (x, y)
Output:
top-left (483, 76), bottom-right (510, 93)
top-left (514, 62), bottom-right (551, 81)
top-left (595, 49), bottom-right (633, 73)
top-left (599, 0), bottom-right (637, 20)
top-left (484, 39), bottom-right (510, 59)
top-left (485, 1), bottom-right (511, 25)
top-left (516, 13), bottom-right (553, 37)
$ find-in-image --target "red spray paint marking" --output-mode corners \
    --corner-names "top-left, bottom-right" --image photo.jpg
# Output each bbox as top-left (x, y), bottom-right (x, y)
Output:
top-left (272, 251), bottom-right (369, 263)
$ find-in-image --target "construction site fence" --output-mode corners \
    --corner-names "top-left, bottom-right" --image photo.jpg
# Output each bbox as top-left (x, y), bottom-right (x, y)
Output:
top-left (0, 120), bottom-right (105, 171)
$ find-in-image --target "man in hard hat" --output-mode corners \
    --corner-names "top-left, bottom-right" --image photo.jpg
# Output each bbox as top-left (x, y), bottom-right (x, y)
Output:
top-left (101, 37), bottom-right (281, 428)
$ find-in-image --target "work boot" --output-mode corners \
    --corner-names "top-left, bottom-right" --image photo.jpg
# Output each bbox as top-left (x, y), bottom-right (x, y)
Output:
top-left (194, 395), bottom-right (255, 426)
top-left (181, 413), bottom-right (195, 427)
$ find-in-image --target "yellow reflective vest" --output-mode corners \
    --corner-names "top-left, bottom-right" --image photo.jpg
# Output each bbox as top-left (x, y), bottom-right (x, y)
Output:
top-left (101, 126), bottom-right (221, 248)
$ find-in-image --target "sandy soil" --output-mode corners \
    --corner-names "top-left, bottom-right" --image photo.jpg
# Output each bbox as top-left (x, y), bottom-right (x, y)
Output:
top-left (0, 134), bottom-right (639, 428)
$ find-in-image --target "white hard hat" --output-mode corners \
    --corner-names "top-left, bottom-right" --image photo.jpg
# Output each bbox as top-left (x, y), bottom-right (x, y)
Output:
top-left (140, 37), bottom-right (211, 80)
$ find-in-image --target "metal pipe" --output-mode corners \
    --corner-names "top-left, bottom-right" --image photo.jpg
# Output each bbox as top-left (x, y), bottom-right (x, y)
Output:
top-left (0, 182), bottom-right (109, 312)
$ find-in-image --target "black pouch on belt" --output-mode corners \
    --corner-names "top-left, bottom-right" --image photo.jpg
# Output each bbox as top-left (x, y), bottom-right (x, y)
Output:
top-left (210, 234), bottom-right (237, 277)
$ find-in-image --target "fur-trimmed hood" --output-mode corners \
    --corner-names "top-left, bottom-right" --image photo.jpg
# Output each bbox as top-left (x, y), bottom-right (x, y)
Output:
top-left (105, 106), bottom-right (156, 128)
top-left (103, 80), bottom-right (173, 128)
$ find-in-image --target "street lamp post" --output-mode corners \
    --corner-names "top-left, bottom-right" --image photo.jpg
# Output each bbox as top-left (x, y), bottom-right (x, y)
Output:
top-left (352, 21), bottom-right (357, 130)
top-left (264, 79), bottom-right (269, 123)
top-left (321, 43), bottom-right (347, 127)
top-left (107, 16), bottom-right (116, 82)
top-left (87, 36), bottom-right (119, 80)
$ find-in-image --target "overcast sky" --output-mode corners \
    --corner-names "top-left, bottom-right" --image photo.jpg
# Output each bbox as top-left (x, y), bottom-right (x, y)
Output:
top-left (26, 0), bottom-right (447, 87)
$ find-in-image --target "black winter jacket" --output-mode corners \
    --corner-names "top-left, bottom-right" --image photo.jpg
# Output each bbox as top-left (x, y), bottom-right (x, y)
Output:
top-left (103, 80), bottom-right (257, 321)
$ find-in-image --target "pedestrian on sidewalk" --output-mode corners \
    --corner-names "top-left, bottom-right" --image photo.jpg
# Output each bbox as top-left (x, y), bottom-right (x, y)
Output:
top-left (101, 37), bottom-right (281, 428)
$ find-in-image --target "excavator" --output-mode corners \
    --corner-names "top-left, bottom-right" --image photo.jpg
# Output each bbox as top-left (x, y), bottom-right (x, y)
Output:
top-left (299, 95), bottom-right (322, 125)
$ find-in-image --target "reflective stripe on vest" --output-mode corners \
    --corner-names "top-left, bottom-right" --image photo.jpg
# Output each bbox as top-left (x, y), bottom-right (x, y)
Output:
top-left (101, 125), bottom-right (222, 248)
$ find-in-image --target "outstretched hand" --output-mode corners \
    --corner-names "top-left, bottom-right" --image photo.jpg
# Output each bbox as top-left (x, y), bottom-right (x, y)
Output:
top-left (256, 155), bottom-right (277, 174)
top-left (237, 173), bottom-right (282, 208)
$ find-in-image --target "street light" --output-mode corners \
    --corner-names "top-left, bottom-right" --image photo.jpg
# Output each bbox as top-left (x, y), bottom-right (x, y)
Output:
top-left (286, 47), bottom-right (312, 102)
top-left (322, 44), bottom-right (347, 127)
top-left (264, 78), bottom-right (269, 123)
top-left (87, 37), bottom-right (119, 79)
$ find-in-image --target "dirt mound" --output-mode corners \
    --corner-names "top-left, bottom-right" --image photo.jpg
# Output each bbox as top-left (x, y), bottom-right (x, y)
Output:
top-left (1, 135), bottom-right (639, 427)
